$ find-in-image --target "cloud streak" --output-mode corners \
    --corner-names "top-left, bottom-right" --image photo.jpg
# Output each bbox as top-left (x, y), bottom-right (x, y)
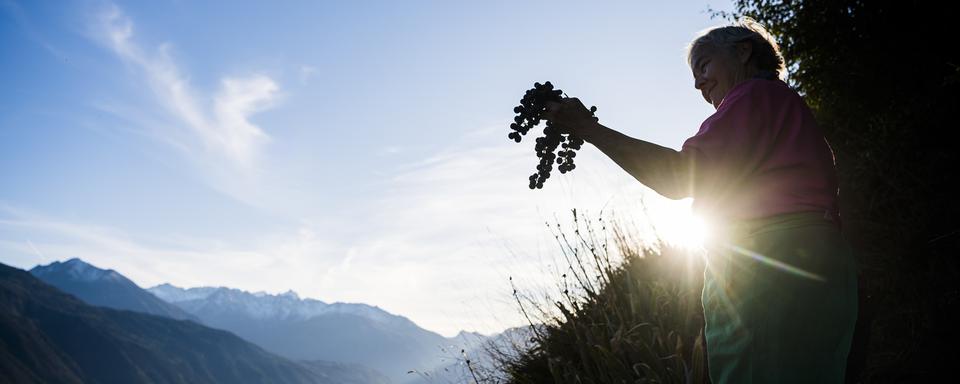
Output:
top-left (96, 4), bottom-right (278, 170)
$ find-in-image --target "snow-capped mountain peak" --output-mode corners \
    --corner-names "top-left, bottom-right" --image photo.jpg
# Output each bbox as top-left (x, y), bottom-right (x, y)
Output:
top-left (149, 283), bottom-right (220, 302)
top-left (147, 284), bottom-right (339, 321)
top-left (30, 258), bottom-right (125, 283)
top-left (28, 258), bottom-right (196, 321)
top-left (279, 289), bottom-right (299, 300)
top-left (146, 283), bottom-right (422, 327)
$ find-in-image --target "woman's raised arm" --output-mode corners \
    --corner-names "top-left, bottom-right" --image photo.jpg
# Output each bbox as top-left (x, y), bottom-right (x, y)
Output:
top-left (542, 97), bottom-right (696, 199)
top-left (578, 121), bottom-right (695, 200)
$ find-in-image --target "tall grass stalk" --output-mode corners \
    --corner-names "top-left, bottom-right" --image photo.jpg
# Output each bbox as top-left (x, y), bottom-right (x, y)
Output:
top-left (480, 208), bottom-right (709, 384)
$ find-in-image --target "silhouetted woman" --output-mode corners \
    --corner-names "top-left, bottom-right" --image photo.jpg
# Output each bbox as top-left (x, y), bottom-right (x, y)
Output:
top-left (541, 17), bottom-right (858, 384)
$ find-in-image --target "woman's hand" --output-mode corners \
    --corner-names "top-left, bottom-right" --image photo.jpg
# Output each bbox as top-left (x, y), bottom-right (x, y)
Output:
top-left (541, 97), bottom-right (599, 140)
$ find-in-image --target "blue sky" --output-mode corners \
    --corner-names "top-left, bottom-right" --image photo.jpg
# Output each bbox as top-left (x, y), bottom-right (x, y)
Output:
top-left (1, 0), bottom-right (731, 336)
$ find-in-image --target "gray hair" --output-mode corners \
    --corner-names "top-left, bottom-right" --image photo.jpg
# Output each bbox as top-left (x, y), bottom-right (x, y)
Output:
top-left (686, 16), bottom-right (786, 80)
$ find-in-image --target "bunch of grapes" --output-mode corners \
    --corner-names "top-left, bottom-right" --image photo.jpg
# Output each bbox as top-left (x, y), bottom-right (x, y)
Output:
top-left (508, 81), bottom-right (597, 189)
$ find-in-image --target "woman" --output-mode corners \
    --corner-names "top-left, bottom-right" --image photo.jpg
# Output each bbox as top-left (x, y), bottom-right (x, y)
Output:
top-left (541, 17), bottom-right (858, 383)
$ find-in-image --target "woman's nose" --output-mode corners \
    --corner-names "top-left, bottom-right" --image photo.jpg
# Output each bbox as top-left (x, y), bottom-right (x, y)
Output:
top-left (694, 75), bottom-right (707, 91)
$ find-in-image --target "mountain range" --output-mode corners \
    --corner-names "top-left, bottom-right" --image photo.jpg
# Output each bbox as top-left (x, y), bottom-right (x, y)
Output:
top-left (21, 258), bottom-right (514, 383)
top-left (146, 283), bottom-right (469, 382)
top-left (0, 261), bottom-right (388, 384)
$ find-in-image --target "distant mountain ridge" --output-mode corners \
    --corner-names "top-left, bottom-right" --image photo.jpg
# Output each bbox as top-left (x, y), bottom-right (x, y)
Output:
top-left (406, 325), bottom-right (537, 384)
top-left (148, 283), bottom-right (457, 383)
top-left (0, 261), bottom-right (388, 384)
top-left (30, 258), bottom-right (196, 322)
top-left (31, 257), bottom-right (123, 282)
top-left (148, 283), bottom-right (400, 325)
top-left (24, 258), bottom-right (499, 384)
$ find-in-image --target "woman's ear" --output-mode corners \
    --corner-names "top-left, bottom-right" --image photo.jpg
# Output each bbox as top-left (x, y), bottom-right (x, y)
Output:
top-left (735, 41), bottom-right (753, 65)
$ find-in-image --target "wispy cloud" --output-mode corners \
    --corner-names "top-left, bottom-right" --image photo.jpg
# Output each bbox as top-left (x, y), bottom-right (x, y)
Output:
top-left (94, 4), bottom-right (278, 170)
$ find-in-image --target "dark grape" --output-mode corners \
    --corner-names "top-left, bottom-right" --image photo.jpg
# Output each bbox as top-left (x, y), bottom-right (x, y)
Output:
top-left (507, 81), bottom-right (598, 189)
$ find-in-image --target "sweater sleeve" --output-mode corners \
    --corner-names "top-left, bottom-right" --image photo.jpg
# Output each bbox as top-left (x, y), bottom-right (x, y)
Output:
top-left (678, 81), bottom-right (769, 203)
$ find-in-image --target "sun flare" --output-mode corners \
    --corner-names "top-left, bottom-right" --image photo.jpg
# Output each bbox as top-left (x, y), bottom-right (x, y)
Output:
top-left (643, 197), bottom-right (712, 250)
top-left (678, 214), bottom-right (711, 247)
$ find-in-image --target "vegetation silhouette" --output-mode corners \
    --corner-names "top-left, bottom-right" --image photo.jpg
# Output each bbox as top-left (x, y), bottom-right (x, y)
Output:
top-left (470, 209), bottom-right (710, 384)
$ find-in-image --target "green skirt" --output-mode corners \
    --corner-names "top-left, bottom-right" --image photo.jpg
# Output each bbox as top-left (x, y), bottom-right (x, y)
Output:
top-left (701, 211), bottom-right (858, 384)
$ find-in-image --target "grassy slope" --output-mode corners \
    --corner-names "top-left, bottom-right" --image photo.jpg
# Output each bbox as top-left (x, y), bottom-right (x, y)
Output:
top-left (485, 211), bottom-right (709, 384)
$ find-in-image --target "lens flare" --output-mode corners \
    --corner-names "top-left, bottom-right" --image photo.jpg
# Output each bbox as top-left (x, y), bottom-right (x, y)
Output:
top-left (726, 244), bottom-right (826, 282)
top-left (653, 205), bottom-right (711, 249)
top-left (685, 215), bottom-right (711, 247)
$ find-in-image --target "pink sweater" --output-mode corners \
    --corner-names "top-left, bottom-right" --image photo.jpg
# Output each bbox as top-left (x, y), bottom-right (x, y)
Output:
top-left (680, 77), bottom-right (839, 221)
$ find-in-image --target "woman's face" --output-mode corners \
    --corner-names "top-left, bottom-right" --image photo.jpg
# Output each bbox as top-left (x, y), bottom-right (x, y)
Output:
top-left (690, 42), bottom-right (750, 110)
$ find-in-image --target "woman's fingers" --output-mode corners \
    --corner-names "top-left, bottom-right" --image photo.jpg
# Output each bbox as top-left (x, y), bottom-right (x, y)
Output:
top-left (563, 98), bottom-right (588, 115)
top-left (542, 100), bottom-right (561, 120)
top-left (553, 122), bottom-right (574, 135)
top-left (543, 98), bottom-right (591, 130)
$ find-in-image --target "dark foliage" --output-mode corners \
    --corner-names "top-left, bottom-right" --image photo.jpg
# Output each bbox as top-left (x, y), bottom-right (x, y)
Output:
top-left (715, 1), bottom-right (960, 381)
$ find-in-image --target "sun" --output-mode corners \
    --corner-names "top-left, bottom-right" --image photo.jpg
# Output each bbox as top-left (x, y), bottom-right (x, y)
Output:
top-left (674, 214), bottom-right (711, 248)
top-left (644, 197), bottom-right (712, 250)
